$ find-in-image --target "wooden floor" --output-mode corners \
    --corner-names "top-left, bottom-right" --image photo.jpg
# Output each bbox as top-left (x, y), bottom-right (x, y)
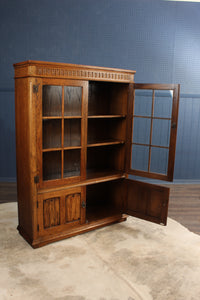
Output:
top-left (168, 184), bottom-right (200, 235)
top-left (0, 182), bottom-right (200, 235)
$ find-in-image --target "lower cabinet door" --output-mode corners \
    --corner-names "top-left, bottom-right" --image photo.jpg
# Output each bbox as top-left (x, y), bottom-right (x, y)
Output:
top-left (124, 179), bottom-right (170, 225)
top-left (37, 187), bottom-right (85, 236)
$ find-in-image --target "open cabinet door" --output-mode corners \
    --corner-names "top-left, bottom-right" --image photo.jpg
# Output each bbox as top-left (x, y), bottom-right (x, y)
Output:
top-left (124, 179), bottom-right (170, 225)
top-left (123, 83), bottom-right (179, 225)
top-left (126, 83), bottom-right (180, 181)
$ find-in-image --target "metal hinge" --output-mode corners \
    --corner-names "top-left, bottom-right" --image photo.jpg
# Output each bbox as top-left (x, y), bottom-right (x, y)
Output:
top-left (171, 122), bottom-right (177, 129)
top-left (81, 200), bottom-right (86, 208)
top-left (33, 84), bottom-right (39, 93)
top-left (37, 201), bottom-right (39, 208)
top-left (34, 175), bottom-right (39, 184)
top-left (37, 224), bottom-right (39, 231)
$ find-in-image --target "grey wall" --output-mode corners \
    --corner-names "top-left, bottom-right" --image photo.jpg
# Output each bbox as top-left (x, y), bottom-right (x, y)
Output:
top-left (0, 0), bottom-right (200, 181)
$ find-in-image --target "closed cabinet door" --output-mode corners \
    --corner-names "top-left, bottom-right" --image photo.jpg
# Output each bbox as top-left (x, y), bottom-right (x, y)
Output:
top-left (37, 187), bottom-right (85, 236)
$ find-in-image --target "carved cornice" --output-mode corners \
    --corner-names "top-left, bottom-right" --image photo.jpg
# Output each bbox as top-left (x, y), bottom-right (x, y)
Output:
top-left (14, 61), bottom-right (135, 83)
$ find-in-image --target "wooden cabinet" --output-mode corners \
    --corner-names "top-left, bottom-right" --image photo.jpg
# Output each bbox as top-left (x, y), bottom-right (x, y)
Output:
top-left (14, 61), bottom-right (179, 248)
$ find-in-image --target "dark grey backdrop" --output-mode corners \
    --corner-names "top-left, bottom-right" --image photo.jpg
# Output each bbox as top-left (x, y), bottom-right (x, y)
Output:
top-left (1, 0), bottom-right (200, 181)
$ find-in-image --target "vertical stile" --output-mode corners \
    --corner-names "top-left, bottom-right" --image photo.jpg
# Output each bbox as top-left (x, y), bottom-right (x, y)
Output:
top-left (81, 82), bottom-right (88, 180)
top-left (148, 90), bottom-right (155, 172)
top-left (125, 83), bottom-right (134, 174)
top-left (61, 86), bottom-right (64, 179)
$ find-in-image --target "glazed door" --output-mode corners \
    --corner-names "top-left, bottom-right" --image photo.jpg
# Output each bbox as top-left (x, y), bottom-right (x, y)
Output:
top-left (123, 179), bottom-right (169, 225)
top-left (36, 79), bottom-right (88, 189)
top-left (126, 84), bottom-right (180, 181)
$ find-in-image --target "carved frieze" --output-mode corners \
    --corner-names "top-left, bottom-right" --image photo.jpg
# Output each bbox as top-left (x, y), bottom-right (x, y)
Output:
top-left (14, 61), bottom-right (135, 82)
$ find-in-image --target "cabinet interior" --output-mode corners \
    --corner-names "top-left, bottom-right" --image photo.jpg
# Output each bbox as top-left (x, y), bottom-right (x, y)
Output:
top-left (86, 145), bottom-right (125, 178)
top-left (88, 81), bottom-right (128, 116)
top-left (41, 81), bottom-right (129, 182)
top-left (41, 80), bottom-right (129, 221)
top-left (86, 180), bottom-right (124, 223)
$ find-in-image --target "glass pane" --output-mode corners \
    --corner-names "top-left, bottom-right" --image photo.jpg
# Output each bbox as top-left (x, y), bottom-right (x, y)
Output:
top-left (64, 149), bottom-right (80, 177)
top-left (152, 119), bottom-right (171, 147)
top-left (154, 90), bottom-right (173, 118)
top-left (132, 117), bottom-right (151, 144)
top-left (64, 119), bottom-right (81, 147)
top-left (134, 90), bottom-right (152, 117)
top-left (43, 120), bottom-right (61, 149)
top-left (64, 86), bottom-right (82, 116)
top-left (131, 145), bottom-right (149, 171)
top-left (43, 86), bottom-right (62, 117)
top-left (43, 151), bottom-right (61, 180)
top-left (150, 147), bottom-right (169, 174)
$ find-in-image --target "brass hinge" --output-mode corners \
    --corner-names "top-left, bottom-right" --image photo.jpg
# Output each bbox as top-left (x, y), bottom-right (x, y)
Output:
top-left (33, 84), bottom-right (39, 93)
top-left (34, 175), bottom-right (39, 184)
top-left (37, 224), bottom-right (39, 231)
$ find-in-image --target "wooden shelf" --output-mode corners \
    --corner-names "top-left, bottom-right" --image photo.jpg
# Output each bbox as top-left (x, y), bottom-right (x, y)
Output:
top-left (86, 204), bottom-right (122, 223)
top-left (42, 146), bottom-right (82, 152)
top-left (38, 170), bottom-right (125, 195)
top-left (42, 147), bottom-right (62, 152)
top-left (86, 169), bottom-right (124, 181)
top-left (42, 116), bottom-right (62, 120)
top-left (64, 146), bottom-right (82, 150)
top-left (88, 115), bottom-right (126, 119)
top-left (42, 116), bottom-right (82, 120)
top-left (87, 139), bottom-right (125, 148)
top-left (64, 116), bottom-right (82, 119)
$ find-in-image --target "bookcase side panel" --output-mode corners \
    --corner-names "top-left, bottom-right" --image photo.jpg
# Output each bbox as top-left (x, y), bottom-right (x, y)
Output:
top-left (15, 77), bottom-right (39, 241)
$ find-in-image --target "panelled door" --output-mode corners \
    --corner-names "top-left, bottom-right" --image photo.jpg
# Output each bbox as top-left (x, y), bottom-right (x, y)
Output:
top-left (124, 179), bottom-right (169, 225)
top-left (37, 187), bottom-right (85, 236)
top-left (124, 83), bottom-right (180, 225)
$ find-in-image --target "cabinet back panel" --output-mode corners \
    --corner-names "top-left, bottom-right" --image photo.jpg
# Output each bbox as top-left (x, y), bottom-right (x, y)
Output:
top-left (64, 86), bottom-right (82, 116)
top-left (87, 118), bottom-right (126, 144)
top-left (88, 82), bottom-right (128, 115)
top-left (64, 149), bottom-right (81, 178)
top-left (87, 145), bottom-right (125, 172)
top-left (43, 151), bottom-right (61, 180)
top-left (64, 119), bottom-right (81, 147)
top-left (43, 86), bottom-right (62, 117)
top-left (86, 180), bottom-right (124, 222)
top-left (43, 119), bottom-right (62, 149)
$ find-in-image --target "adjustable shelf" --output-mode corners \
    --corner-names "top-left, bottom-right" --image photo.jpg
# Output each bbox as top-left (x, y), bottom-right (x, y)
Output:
top-left (86, 204), bottom-right (122, 223)
top-left (87, 139), bottom-right (125, 148)
top-left (42, 116), bottom-right (82, 120)
top-left (42, 146), bottom-right (82, 152)
top-left (86, 169), bottom-right (125, 181)
top-left (88, 115), bottom-right (126, 119)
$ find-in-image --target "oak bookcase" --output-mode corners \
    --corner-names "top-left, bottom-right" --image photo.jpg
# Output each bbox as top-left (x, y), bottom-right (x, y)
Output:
top-left (14, 61), bottom-right (180, 248)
